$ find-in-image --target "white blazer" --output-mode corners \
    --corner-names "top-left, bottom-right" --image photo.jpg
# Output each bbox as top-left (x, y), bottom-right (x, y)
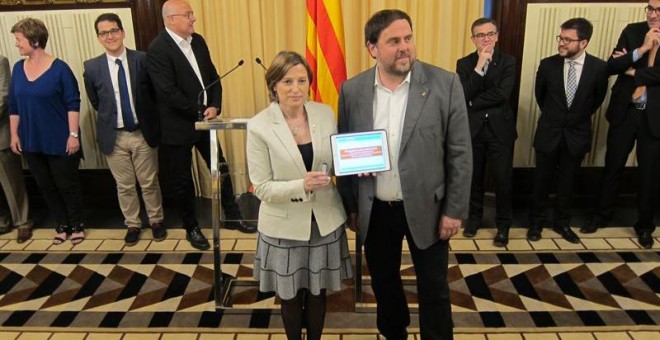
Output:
top-left (246, 101), bottom-right (346, 241)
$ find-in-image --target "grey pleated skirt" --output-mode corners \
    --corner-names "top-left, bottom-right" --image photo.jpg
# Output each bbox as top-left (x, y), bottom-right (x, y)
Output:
top-left (253, 222), bottom-right (353, 300)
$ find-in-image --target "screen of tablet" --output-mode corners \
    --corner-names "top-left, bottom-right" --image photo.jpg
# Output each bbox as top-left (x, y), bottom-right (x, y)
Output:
top-left (330, 130), bottom-right (391, 176)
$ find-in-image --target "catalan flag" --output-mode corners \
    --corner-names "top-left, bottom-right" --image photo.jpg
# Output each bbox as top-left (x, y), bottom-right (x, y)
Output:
top-left (306, 0), bottom-right (347, 116)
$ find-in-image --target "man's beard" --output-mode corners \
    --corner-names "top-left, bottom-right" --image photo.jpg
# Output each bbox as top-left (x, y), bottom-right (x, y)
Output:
top-left (386, 55), bottom-right (414, 76)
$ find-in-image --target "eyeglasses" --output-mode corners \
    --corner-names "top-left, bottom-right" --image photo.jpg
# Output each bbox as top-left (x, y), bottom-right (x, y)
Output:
top-left (645, 5), bottom-right (660, 15)
top-left (168, 11), bottom-right (195, 19)
top-left (473, 31), bottom-right (498, 40)
top-left (98, 28), bottom-right (122, 38)
top-left (556, 35), bottom-right (581, 44)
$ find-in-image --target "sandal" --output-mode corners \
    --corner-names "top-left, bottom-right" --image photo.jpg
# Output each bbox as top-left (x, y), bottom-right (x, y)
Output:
top-left (53, 225), bottom-right (69, 245)
top-left (70, 224), bottom-right (85, 245)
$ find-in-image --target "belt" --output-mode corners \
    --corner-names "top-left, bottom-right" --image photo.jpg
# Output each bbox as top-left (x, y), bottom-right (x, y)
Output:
top-left (631, 102), bottom-right (646, 110)
top-left (375, 198), bottom-right (404, 207)
top-left (117, 125), bottom-right (140, 131)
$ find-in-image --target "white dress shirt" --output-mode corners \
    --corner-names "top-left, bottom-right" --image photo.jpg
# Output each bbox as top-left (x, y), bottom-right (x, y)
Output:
top-left (372, 67), bottom-right (411, 201)
top-left (166, 27), bottom-right (206, 105)
top-left (106, 49), bottom-right (138, 128)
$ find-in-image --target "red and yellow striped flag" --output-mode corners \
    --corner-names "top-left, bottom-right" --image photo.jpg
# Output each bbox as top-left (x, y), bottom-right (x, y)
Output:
top-left (306, 0), bottom-right (347, 116)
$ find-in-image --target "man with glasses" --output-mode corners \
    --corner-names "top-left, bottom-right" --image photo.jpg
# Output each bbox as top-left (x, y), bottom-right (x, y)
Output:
top-left (83, 13), bottom-right (166, 246)
top-left (527, 18), bottom-right (608, 243)
top-left (456, 18), bottom-right (516, 247)
top-left (583, 0), bottom-right (660, 248)
top-left (147, 0), bottom-right (253, 250)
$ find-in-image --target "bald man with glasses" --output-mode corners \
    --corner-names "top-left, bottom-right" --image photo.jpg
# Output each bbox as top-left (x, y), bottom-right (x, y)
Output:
top-left (147, 0), bottom-right (253, 250)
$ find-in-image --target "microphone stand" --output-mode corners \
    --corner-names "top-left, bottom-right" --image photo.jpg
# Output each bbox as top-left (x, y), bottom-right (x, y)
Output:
top-left (198, 59), bottom-right (245, 121)
top-left (255, 57), bottom-right (268, 71)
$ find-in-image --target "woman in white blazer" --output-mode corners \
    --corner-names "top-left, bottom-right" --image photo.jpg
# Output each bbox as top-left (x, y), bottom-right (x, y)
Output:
top-left (246, 51), bottom-right (351, 340)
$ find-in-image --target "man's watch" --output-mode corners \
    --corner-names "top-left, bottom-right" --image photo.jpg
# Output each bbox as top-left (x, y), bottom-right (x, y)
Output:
top-left (69, 132), bottom-right (79, 138)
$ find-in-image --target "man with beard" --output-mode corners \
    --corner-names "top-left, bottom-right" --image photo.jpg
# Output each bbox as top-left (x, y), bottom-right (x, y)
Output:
top-left (456, 18), bottom-right (517, 247)
top-left (527, 18), bottom-right (608, 243)
top-left (582, 0), bottom-right (660, 249)
top-left (337, 9), bottom-right (472, 339)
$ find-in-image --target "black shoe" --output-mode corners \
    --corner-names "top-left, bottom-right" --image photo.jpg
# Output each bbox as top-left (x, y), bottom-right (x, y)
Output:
top-left (223, 220), bottom-right (257, 233)
top-left (463, 223), bottom-right (478, 237)
top-left (493, 228), bottom-right (510, 247)
top-left (0, 225), bottom-right (12, 235)
top-left (527, 226), bottom-right (542, 241)
top-left (150, 222), bottom-right (167, 241)
top-left (580, 219), bottom-right (602, 234)
top-left (186, 226), bottom-right (210, 250)
top-left (638, 230), bottom-right (654, 249)
top-left (124, 227), bottom-right (140, 246)
top-left (553, 226), bottom-right (580, 244)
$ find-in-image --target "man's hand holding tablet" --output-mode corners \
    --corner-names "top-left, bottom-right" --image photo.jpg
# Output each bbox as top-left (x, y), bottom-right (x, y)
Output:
top-left (330, 130), bottom-right (391, 176)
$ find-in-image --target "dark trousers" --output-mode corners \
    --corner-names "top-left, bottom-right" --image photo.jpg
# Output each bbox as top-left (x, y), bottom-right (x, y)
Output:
top-left (634, 108), bottom-right (660, 231)
top-left (468, 121), bottom-right (513, 229)
top-left (23, 152), bottom-right (83, 227)
top-left (594, 106), bottom-right (659, 232)
top-left (365, 198), bottom-right (452, 340)
top-left (163, 132), bottom-right (238, 229)
top-left (529, 142), bottom-right (584, 228)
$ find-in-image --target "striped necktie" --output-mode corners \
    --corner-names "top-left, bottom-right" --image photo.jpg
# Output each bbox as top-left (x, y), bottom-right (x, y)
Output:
top-left (566, 60), bottom-right (577, 108)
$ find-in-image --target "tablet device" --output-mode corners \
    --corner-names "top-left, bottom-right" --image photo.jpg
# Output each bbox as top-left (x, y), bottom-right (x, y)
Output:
top-left (330, 130), bottom-right (391, 176)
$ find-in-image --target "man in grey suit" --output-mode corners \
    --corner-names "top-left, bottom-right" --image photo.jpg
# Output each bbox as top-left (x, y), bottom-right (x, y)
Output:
top-left (83, 13), bottom-right (165, 246)
top-left (0, 54), bottom-right (32, 243)
top-left (338, 9), bottom-right (472, 340)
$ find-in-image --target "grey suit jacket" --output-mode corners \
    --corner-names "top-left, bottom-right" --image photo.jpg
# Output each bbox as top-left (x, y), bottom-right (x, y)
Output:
top-left (83, 49), bottom-right (159, 155)
top-left (247, 101), bottom-right (346, 241)
top-left (337, 61), bottom-right (472, 249)
top-left (0, 56), bottom-right (10, 151)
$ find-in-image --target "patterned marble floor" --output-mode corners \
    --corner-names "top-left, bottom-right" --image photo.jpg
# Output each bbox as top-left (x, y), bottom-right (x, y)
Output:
top-left (0, 226), bottom-right (658, 339)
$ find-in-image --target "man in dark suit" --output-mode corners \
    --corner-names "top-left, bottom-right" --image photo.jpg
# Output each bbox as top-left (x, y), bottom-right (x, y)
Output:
top-left (582, 0), bottom-right (660, 249)
top-left (84, 13), bottom-right (165, 246)
top-left (338, 9), bottom-right (472, 339)
top-left (456, 18), bottom-right (516, 247)
top-left (0, 54), bottom-right (32, 243)
top-left (528, 18), bottom-right (609, 244)
top-left (147, 0), bottom-right (252, 250)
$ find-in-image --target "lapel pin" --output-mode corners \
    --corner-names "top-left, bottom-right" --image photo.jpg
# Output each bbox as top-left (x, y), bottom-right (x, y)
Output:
top-left (421, 91), bottom-right (427, 97)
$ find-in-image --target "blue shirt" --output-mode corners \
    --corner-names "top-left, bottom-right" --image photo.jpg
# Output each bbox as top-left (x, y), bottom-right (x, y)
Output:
top-left (8, 58), bottom-right (80, 156)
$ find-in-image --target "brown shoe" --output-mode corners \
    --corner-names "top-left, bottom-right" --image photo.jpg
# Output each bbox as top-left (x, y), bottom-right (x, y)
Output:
top-left (150, 222), bottom-right (167, 242)
top-left (17, 227), bottom-right (33, 243)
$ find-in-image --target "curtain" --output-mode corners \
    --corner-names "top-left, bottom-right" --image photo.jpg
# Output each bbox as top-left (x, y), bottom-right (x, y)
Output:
top-left (188, 0), bottom-right (484, 195)
top-left (0, 1), bottom-right (484, 196)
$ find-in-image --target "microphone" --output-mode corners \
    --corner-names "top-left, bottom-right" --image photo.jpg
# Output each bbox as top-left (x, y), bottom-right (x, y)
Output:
top-left (255, 57), bottom-right (268, 71)
top-left (197, 59), bottom-right (245, 121)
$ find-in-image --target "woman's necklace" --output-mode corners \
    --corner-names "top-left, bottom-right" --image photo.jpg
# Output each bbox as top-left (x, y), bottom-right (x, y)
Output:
top-left (289, 119), bottom-right (307, 136)
top-left (285, 110), bottom-right (308, 136)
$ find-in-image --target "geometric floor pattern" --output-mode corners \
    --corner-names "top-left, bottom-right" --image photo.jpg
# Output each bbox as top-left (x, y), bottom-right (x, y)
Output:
top-left (1, 226), bottom-right (659, 339)
top-left (1, 250), bottom-right (658, 329)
